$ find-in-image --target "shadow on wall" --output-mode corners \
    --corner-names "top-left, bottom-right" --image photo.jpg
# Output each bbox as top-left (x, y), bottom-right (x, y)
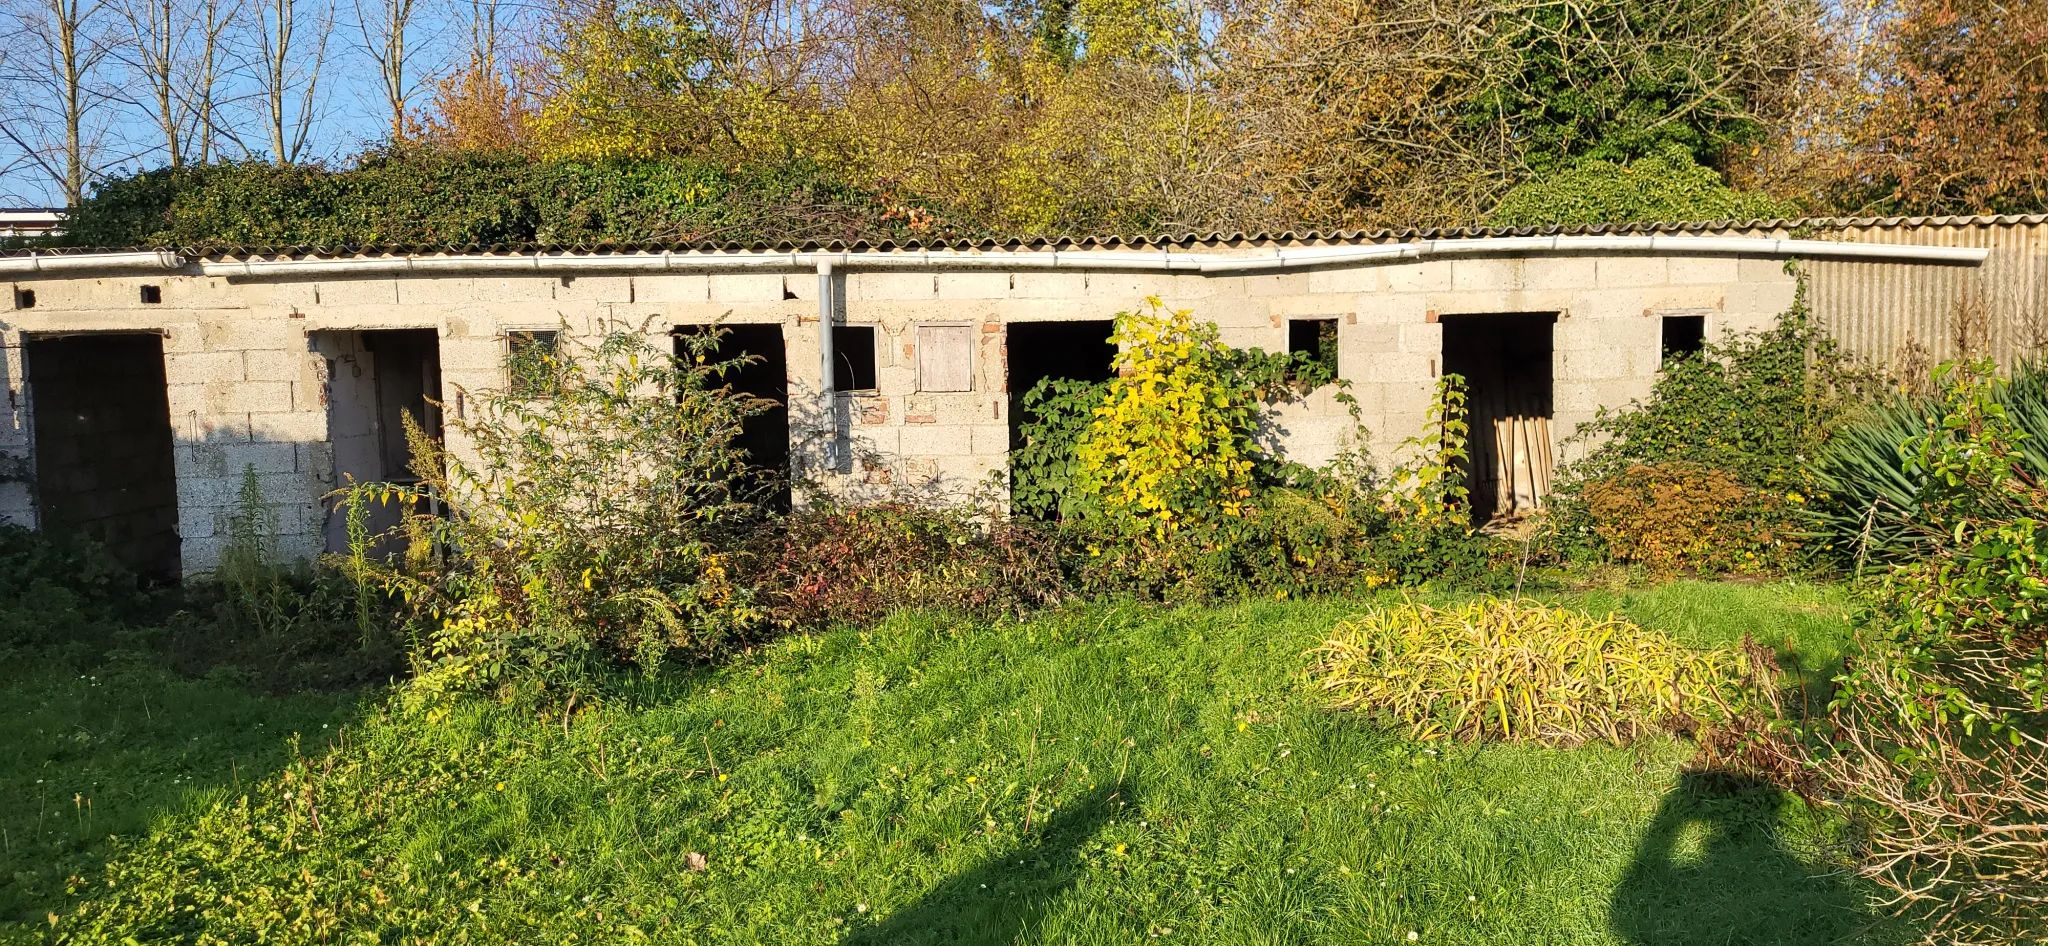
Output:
top-left (841, 786), bottom-right (1121, 946)
top-left (1609, 769), bottom-right (1884, 946)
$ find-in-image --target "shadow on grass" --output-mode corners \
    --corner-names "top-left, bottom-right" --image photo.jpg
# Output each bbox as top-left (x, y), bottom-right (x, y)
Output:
top-left (842, 786), bottom-right (1121, 946)
top-left (1610, 769), bottom-right (1879, 946)
top-left (0, 653), bottom-right (364, 929)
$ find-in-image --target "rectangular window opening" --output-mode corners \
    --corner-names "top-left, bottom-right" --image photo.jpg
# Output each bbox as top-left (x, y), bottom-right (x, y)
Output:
top-left (139, 285), bottom-right (162, 304)
top-left (506, 329), bottom-right (560, 395)
top-left (1661, 314), bottom-right (1707, 364)
top-left (13, 287), bottom-right (34, 309)
top-left (1288, 318), bottom-right (1340, 382)
top-left (832, 325), bottom-right (877, 392)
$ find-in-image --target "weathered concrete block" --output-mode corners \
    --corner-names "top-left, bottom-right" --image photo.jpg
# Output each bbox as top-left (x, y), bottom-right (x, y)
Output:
top-left (472, 278), bottom-right (558, 303)
top-left (1086, 273), bottom-right (1180, 301)
top-left (204, 380), bottom-right (292, 414)
top-left (1526, 257), bottom-right (1600, 291)
top-left (1596, 257), bottom-right (1668, 288)
top-left (166, 351), bottom-right (245, 384)
top-left (1308, 265), bottom-right (1381, 294)
top-left (969, 425), bottom-right (1011, 455)
top-left (900, 424), bottom-right (972, 456)
top-left (1558, 345), bottom-right (1638, 381)
top-left (637, 274), bottom-right (711, 303)
top-left (852, 272), bottom-right (938, 301)
top-left (394, 277), bottom-right (478, 306)
top-left (710, 274), bottom-right (786, 303)
top-left (1385, 261), bottom-right (1452, 293)
top-left (199, 317), bottom-right (307, 352)
top-left (242, 350), bottom-right (310, 383)
top-left (554, 275), bottom-right (634, 303)
top-left (1011, 273), bottom-right (1088, 299)
top-left (1453, 258), bottom-right (1528, 293)
top-left (1668, 256), bottom-right (1742, 285)
top-left (249, 411), bottom-right (327, 443)
top-left (937, 273), bottom-right (1011, 300)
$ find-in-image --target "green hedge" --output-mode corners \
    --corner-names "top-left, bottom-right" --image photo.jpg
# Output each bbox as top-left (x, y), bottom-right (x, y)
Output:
top-left (64, 149), bottom-right (950, 249)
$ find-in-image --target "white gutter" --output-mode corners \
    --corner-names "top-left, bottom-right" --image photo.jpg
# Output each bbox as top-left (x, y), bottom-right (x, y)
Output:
top-left (186, 235), bottom-right (1985, 279)
top-left (0, 251), bottom-right (181, 274)
top-left (0, 235), bottom-right (1985, 279)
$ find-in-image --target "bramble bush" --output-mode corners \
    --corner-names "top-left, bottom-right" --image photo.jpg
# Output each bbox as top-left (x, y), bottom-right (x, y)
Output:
top-left (1802, 361), bottom-right (2048, 944)
top-left (751, 502), bottom-right (1067, 631)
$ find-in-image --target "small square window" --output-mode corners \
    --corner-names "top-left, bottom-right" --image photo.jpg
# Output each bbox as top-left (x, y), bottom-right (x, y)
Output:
top-left (12, 287), bottom-right (34, 309)
top-left (1288, 318), bottom-right (1340, 381)
top-left (139, 285), bottom-right (162, 304)
top-left (832, 325), bottom-right (877, 392)
top-left (1661, 314), bottom-right (1706, 364)
top-left (506, 330), bottom-right (560, 394)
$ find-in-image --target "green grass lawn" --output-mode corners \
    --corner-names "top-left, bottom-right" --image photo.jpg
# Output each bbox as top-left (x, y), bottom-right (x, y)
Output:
top-left (3, 582), bottom-right (1906, 945)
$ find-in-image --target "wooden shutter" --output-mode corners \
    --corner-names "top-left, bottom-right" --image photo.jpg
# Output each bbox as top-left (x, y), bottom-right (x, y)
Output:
top-left (917, 324), bottom-right (973, 392)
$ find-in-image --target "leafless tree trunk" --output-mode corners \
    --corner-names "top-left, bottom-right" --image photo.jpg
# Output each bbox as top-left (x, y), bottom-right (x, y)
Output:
top-left (117, 0), bottom-right (188, 166)
top-left (0, 0), bottom-right (118, 205)
top-left (355, 0), bottom-right (426, 141)
top-left (252, 0), bottom-right (331, 164)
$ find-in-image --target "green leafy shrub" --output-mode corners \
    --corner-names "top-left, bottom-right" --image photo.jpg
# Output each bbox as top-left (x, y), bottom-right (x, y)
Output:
top-left (63, 149), bottom-right (950, 249)
top-left (1806, 361), bottom-right (2048, 944)
top-left (1489, 146), bottom-right (1797, 227)
top-left (0, 525), bottom-right (135, 655)
top-left (1313, 598), bottom-right (1777, 745)
top-left (1810, 360), bottom-right (2048, 567)
top-left (345, 325), bottom-right (771, 692)
top-left (1579, 462), bottom-right (1801, 574)
top-left (750, 502), bottom-right (1067, 630)
top-left (1548, 286), bottom-right (1874, 568)
top-left (1008, 377), bottom-right (1109, 521)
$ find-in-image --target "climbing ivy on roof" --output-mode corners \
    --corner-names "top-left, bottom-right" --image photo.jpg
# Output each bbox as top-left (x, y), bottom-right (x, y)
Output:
top-left (61, 149), bottom-right (957, 249)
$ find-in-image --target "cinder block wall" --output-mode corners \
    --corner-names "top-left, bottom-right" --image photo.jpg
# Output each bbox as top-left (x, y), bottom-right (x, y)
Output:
top-left (1, 249), bottom-right (1801, 573)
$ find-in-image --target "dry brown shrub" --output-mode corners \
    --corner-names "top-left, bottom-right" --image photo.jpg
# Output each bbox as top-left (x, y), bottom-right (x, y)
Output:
top-left (1580, 462), bottom-right (1800, 574)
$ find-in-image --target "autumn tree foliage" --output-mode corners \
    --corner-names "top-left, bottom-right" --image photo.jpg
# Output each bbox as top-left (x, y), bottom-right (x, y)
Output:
top-left (1856, 0), bottom-right (2048, 215)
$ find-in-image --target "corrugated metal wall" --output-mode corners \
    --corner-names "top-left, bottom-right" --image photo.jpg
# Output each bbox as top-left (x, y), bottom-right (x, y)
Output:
top-left (1728, 215), bottom-right (2048, 371)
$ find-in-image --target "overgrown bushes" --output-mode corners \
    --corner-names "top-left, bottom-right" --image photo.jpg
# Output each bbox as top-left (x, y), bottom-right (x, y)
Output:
top-left (1809, 360), bottom-right (2048, 568)
top-left (345, 326), bottom-right (774, 692)
top-left (1548, 284), bottom-right (1871, 572)
top-left (1802, 362), bottom-right (2048, 943)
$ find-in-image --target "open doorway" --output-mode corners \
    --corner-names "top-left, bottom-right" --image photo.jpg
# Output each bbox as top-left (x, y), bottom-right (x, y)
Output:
top-left (26, 333), bottom-right (182, 581)
top-left (1440, 312), bottom-right (1556, 525)
top-left (314, 329), bottom-right (442, 554)
top-left (675, 323), bottom-right (790, 509)
top-left (1005, 320), bottom-right (1116, 515)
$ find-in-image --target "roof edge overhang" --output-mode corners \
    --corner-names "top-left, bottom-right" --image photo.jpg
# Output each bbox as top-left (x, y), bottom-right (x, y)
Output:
top-left (0, 233), bottom-right (1990, 278)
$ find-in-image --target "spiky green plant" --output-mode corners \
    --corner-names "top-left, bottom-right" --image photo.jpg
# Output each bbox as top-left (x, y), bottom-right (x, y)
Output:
top-left (1810, 361), bottom-right (2048, 568)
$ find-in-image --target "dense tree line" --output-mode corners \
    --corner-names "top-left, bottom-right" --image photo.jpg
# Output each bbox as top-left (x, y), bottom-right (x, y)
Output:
top-left (13, 0), bottom-right (2048, 243)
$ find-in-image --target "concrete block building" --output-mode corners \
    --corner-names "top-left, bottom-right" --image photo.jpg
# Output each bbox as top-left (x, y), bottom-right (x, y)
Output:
top-left (0, 218), bottom-right (2014, 579)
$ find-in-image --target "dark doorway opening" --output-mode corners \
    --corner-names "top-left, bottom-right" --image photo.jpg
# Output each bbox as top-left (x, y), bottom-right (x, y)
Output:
top-left (26, 333), bottom-right (182, 581)
top-left (676, 323), bottom-right (790, 509)
top-left (315, 328), bottom-right (443, 554)
top-left (1006, 320), bottom-right (1117, 447)
top-left (1005, 320), bottom-right (1116, 515)
top-left (1440, 312), bottom-right (1556, 525)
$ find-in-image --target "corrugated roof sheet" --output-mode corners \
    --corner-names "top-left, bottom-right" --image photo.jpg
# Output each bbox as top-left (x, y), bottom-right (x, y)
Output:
top-left (7, 213), bottom-right (2047, 258)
